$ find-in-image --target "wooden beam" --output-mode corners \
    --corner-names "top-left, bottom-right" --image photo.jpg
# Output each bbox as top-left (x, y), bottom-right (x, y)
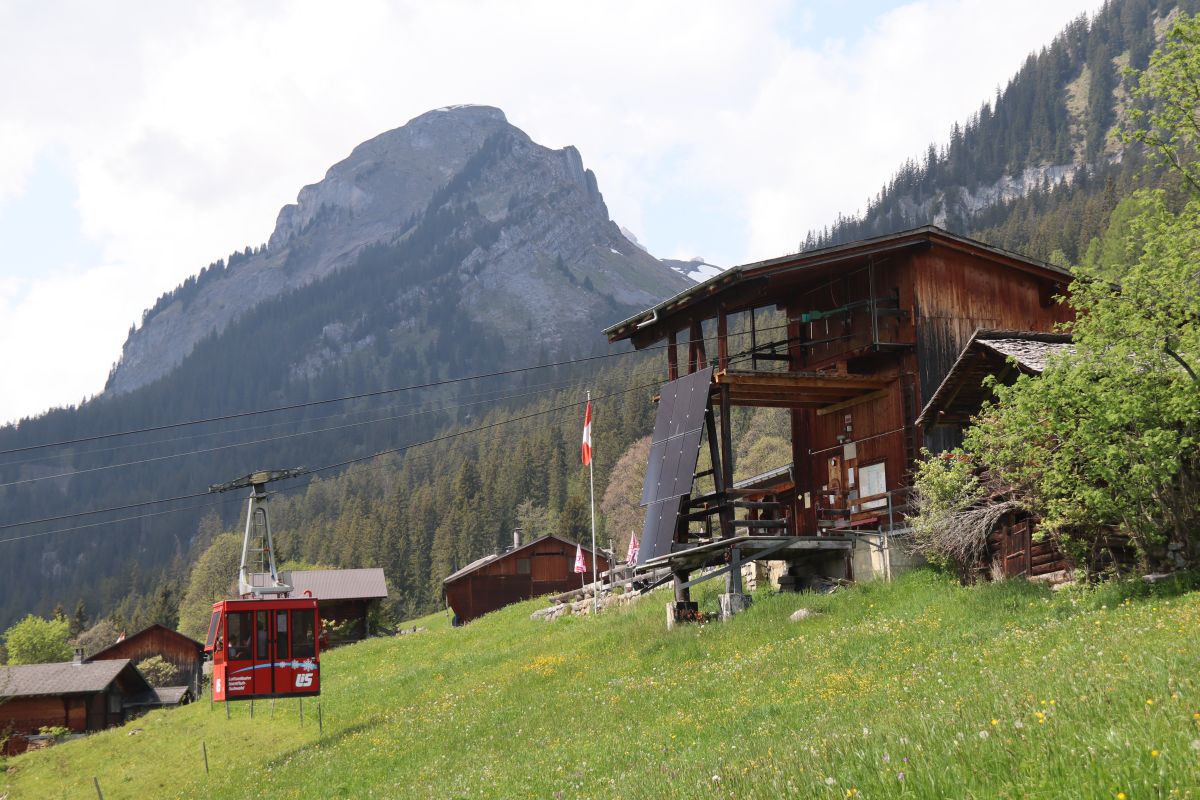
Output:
top-left (717, 307), bottom-right (728, 370)
top-left (667, 330), bottom-right (678, 380)
top-left (715, 370), bottom-right (891, 391)
top-left (815, 387), bottom-right (892, 417)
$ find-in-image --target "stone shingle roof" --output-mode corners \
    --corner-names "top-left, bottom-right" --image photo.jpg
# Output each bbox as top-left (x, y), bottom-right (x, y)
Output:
top-left (978, 335), bottom-right (1075, 374)
top-left (0, 659), bottom-right (136, 698)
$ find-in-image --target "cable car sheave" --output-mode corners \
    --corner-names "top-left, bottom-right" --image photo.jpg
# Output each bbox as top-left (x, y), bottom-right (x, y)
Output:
top-left (204, 469), bottom-right (321, 702)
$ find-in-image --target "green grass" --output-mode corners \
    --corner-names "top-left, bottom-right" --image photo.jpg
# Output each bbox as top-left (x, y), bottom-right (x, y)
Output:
top-left (4, 569), bottom-right (1200, 799)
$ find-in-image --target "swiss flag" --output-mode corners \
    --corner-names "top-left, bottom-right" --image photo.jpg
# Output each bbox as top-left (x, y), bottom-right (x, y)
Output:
top-left (581, 401), bottom-right (593, 466)
top-left (573, 542), bottom-right (587, 573)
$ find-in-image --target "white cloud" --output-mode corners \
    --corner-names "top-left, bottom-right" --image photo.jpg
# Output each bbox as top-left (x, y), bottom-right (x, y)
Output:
top-left (0, 0), bottom-right (1103, 423)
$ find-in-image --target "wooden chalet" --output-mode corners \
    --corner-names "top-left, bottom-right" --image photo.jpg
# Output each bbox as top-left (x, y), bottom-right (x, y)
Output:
top-left (0, 655), bottom-right (151, 755)
top-left (443, 535), bottom-right (611, 624)
top-left (88, 623), bottom-right (205, 695)
top-left (283, 568), bottom-right (388, 645)
top-left (603, 227), bottom-right (1074, 610)
top-left (247, 568), bottom-right (389, 645)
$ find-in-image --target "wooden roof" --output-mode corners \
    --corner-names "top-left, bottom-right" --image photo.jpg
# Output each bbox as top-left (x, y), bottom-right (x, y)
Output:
top-left (442, 534), bottom-right (608, 585)
top-left (282, 568), bottom-right (388, 601)
top-left (0, 659), bottom-right (150, 699)
top-left (916, 329), bottom-right (1074, 428)
top-left (88, 623), bottom-right (203, 662)
top-left (604, 226), bottom-right (1072, 347)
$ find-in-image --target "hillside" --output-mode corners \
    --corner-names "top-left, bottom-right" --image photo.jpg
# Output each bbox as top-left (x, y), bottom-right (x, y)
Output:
top-left (4, 570), bottom-right (1198, 798)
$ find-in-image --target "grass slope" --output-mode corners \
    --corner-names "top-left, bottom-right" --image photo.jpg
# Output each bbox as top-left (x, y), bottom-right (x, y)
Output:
top-left (4, 570), bottom-right (1199, 799)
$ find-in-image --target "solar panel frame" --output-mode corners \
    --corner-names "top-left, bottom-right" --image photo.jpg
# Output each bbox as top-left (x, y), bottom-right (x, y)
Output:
top-left (635, 367), bottom-right (713, 564)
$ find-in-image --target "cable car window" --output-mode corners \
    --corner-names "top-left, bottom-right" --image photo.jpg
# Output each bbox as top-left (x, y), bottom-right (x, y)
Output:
top-left (275, 611), bottom-right (289, 660)
top-left (227, 612), bottom-right (253, 661)
top-left (204, 611), bottom-right (221, 649)
top-left (255, 611), bottom-right (270, 660)
top-left (291, 610), bottom-right (316, 658)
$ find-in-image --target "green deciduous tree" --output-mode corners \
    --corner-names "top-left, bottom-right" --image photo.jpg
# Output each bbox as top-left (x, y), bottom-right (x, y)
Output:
top-left (913, 17), bottom-right (1200, 572)
top-left (4, 614), bottom-right (72, 665)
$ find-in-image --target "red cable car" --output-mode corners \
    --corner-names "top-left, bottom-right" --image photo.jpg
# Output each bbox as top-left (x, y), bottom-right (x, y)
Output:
top-left (205, 597), bottom-right (320, 701)
top-left (203, 469), bottom-right (322, 702)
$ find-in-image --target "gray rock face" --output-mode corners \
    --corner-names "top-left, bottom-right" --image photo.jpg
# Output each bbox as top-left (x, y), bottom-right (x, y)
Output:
top-left (107, 105), bottom-right (690, 395)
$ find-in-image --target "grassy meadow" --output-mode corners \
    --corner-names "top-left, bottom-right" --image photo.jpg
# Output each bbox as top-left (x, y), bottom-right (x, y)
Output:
top-left (3, 569), bottom-right (1199, 799)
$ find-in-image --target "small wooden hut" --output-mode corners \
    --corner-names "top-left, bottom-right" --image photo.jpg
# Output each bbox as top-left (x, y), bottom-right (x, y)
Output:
top-left (443, 535), bottom-right (611, 624)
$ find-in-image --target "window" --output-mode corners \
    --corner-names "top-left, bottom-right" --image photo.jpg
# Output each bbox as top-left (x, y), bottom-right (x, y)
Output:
top-left (204, 611), bottom-right (221, 649)
top-left (256, 610), bottom-right (270, 661)
top-left (859, 462), bottom-right (887, 511)
top-left (274, 611), bottom-right (289, 661)
top-left (516, 558), bottom-right (531, 575)
top-left (291, 610), bottom-right (316, 659)
top-left (226, 612), bottom-right (253, 660)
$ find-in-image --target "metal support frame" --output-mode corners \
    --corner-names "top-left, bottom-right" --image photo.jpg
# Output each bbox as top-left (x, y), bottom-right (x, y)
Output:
top-left (678, 538), bottom-right (793, 590)
top-left (210, 469), bottom-right (306, 598)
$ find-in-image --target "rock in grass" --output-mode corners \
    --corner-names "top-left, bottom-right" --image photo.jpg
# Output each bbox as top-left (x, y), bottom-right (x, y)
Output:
top-left (790, 608), bottom-right (816, 622)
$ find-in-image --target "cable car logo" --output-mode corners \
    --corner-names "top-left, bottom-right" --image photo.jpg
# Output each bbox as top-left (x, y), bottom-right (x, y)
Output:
top-left (295, 673), bottom-right (313, 688)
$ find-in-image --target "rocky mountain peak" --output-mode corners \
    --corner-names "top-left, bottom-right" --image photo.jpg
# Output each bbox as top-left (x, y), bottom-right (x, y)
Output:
top-left (105, 107), bottom-right (690, 396)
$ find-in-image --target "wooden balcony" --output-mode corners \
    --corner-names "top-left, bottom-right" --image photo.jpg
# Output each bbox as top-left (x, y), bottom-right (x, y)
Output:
top-left (712, 369), bottom-right (891, 409)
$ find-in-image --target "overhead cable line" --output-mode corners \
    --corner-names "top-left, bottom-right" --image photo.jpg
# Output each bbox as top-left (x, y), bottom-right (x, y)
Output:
top-left (0, 323), bottom-right (791, 458)
top-left (0, 339), bottom-right (776, 541)
top-left (0, 374), bottom-right (611, 488)
top-left (0, 375), bottom-right (669, 542)
top-left (0, 372), bottom-right (593, 470)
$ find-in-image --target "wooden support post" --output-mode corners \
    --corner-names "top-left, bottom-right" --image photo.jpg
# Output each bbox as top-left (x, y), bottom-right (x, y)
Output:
top-left (668, 331), bottom-right (679, 381)
top-left (94, 777), bottom-right (104, 800)
top-left (692, 321), bottom-right (708, 369)
top-left (719, 385), bottom-right (734, 493)
top-left (250, 698), bottom-right (254, 719)
top-left (727, 546), bottom-right (743, 595)
top-left (673, 570), bottom-right (691, 604)
top-left (717, 308), bottom-right (728, 371)
top-left (225, 700), bottom-right (230, 720)
top-left (318, 701), bottom-right (324, 736)
top-left (718, 385), bottom-right (736, 541)
top-left (300, 698), bottom-right (304, 726)
top-left (203, 741), bottom-right (209, 775)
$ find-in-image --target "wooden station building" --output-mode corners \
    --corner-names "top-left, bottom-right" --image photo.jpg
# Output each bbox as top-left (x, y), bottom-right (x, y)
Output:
top-left (88, 623), bottom-right (205, 696)
top-left (603, 227), bottom-right (1074, 607)
top-left (443, 535), bottom-right (610, 624)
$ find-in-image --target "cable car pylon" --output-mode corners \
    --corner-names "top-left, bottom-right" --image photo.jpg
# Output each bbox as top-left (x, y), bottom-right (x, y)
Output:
top-left (205, 468), bottom-right (322, 705)
top-left (209, 468), bottom-right (307, 598)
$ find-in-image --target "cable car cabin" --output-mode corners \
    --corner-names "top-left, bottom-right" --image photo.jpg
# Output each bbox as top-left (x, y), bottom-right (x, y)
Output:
top-left (204, 598), bottom-right (320, 701)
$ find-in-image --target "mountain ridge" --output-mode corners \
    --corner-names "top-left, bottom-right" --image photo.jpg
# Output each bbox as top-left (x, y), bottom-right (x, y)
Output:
top-left (107, 105), bottom-right (689, 395)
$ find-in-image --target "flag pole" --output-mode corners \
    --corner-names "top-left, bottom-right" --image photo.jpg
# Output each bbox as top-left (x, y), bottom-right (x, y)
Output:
top-left (587, 390), bottom-right (599, 614)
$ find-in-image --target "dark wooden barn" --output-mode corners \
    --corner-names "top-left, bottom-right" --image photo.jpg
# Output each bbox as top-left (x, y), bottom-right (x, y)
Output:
top-left (283, 568), bottom-right (388, 645)
top-left (0, 657), bottom-right (150, 754)
top-left (443, 535), bottom-right (611, 624)
top-left (88, 623), bottom-right (205, 695)
top-left (603, 227), bottom-right (1075, 609)
top-left (917, 329), bottom-right (1088, 581)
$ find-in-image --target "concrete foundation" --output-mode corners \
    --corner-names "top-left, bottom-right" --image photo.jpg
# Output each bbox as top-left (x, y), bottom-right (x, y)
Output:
top-left (718, 592), bottom-right (752, 620)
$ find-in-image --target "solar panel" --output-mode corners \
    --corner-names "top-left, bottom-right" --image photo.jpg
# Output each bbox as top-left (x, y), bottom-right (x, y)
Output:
top-left (635, 367), bottom-right (713, 564)
top-left (636, 497), bottom-right (684, 566)
top-left (640, 367), bottom-right (713, 506)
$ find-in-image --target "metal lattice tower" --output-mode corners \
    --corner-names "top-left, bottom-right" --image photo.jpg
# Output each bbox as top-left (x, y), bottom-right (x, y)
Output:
top-left (209, 468), bottom-right (307, 598)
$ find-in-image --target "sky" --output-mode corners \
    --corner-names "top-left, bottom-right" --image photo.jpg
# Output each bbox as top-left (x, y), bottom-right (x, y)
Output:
top-left (0, 0), bottom-right (1104, 425)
